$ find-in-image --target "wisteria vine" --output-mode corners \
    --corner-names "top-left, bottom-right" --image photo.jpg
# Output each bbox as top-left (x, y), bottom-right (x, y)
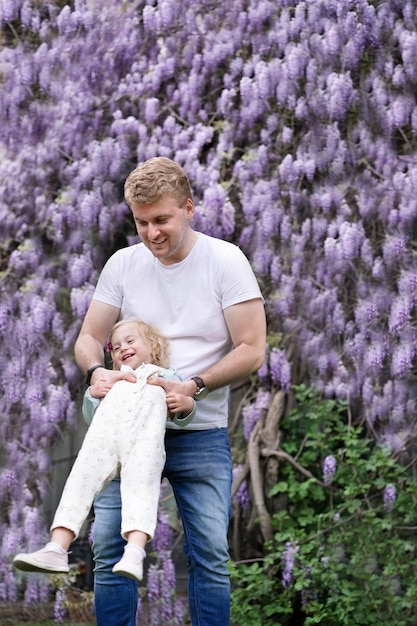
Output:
top-left (1, 0), bottom-right (416, 618)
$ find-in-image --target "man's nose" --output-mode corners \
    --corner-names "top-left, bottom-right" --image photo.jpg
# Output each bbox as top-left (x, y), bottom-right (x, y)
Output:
top-left (147, 223), bottom-right (160, 239)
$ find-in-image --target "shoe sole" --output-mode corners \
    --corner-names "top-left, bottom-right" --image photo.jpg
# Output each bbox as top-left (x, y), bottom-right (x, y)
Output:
top-left (13, 557), bottom-right (69, 574)
top-left (112, 564), bottom-right (143, 582)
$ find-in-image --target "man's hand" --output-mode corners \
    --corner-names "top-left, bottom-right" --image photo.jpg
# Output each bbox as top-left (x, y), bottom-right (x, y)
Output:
top-left (148, 376), bottom-right (196, 397)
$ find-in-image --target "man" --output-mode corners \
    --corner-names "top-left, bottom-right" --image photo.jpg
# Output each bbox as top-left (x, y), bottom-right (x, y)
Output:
top-left (74, 156), bottom-right (266, 626)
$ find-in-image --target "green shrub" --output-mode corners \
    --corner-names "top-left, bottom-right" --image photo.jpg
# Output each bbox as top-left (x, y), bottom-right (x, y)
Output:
top-left (230, 385), bottom-right (417, 626)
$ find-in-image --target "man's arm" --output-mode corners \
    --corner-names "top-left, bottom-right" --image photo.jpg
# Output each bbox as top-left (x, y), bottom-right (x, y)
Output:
top-left (150, 298), bottom-right (266, 396)
top-left (200, 297), bottom-right (266, 390)
top-left (74, 299), bottom-right (135, 387)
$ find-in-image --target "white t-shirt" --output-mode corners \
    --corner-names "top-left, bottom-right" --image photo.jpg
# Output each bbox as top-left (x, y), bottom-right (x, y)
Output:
top-left (93, 232), bottom-right (263, 429)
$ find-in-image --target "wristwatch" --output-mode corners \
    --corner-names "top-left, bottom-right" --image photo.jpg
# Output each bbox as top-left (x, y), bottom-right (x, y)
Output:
top-left (190, 376), bottom-right (209, 401)
top-left (86, 364), bottom-right (105, 385)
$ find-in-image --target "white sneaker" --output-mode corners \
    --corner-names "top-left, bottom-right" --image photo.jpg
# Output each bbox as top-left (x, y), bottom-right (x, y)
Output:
top-left (13, 544), bottom-right (69, 574)
top-left (112, 549), bottom-right (144, 581)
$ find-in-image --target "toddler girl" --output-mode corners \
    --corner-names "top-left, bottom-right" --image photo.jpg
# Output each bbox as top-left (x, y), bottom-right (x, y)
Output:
top-left (13, 319), bottom-right (195, 581)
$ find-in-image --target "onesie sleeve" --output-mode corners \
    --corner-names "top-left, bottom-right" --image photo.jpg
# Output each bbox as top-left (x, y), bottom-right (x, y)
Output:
top-left (161, 368), bottom-right (196, 428)
top-left (171, 400), bottom-right (197, 428)
top-left (82, 387), bottom-right (100, 426)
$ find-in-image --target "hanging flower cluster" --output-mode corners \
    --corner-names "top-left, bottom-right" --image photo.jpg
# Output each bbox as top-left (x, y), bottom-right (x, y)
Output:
top-left (322, 455), bottom-right (337, 486)
top-left (282, 541), bottom-right (299, 588)
top-left (147, 502), bottom-right (186, 625)
top-left (0, 0), bottom-right (416, 616)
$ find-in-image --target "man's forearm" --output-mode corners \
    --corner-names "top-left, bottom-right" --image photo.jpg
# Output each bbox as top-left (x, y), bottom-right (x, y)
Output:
top-left (74, 300), bottom-right (120, 375)
top-left (197, 342), bottom-right (265, 392)
top-left (74, 334), bottom-right (105, 375)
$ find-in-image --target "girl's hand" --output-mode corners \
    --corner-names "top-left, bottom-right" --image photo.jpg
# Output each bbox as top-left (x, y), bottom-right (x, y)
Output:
top-left (89, 377), bottom-right (114, 399)
top-left (89, 370), bottom-right (136, 398)
top-left (166, 392), bottom-right (194, 414)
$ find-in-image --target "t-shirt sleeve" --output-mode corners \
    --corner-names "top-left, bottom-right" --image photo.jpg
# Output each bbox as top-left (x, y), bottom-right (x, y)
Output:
top-left (92, 251), bottom-right (125, 308)
top-left (220, 245), bottom-right (264, 309)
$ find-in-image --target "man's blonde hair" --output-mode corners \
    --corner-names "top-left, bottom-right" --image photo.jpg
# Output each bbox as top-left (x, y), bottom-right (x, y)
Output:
top-left (124, 156), bottom-right (192, 208)
top-left (109, 319), bottom-right (170, 369)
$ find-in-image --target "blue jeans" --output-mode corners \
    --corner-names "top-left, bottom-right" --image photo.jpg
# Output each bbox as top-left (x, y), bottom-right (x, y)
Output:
top-left (92, 480), bottom-right (138, 626)
top-left (92, 427), bottom-right (232, 626)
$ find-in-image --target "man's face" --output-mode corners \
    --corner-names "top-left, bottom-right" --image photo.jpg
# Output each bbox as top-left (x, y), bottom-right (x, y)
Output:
top-left (130, 194), bottom-right (195, 265)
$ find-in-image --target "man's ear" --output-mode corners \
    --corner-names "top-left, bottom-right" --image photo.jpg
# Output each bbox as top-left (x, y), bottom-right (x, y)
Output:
top-left (184, 197), bottom-right (195, 219)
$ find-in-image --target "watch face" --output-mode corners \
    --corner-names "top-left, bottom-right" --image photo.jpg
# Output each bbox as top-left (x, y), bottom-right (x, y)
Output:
top-left (195, 386), bottom-right (209, 400)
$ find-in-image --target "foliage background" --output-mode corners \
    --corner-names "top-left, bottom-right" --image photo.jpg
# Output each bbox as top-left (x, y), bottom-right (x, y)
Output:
top-left (1, 0), bottom-right (416, 621)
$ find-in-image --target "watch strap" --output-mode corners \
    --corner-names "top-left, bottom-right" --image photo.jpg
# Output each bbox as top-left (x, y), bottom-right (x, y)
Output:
top-left (190, 376), bottom-right (205, 391)
top-left (190, 376), bottom-right (209, 401)
top-left (86, 364), bottom-right (105, 385)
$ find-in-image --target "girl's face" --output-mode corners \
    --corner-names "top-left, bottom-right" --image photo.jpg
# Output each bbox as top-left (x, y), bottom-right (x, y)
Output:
top-left (110, 323), bottom-right (153, 370)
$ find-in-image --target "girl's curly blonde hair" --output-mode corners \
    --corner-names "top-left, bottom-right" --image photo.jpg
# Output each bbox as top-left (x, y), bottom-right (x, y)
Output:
top-left (108, 320), bottom-right (170, 369)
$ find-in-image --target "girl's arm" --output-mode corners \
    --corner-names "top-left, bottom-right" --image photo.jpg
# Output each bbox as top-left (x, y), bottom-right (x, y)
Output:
top-left (82, 376), bottom-right (115, 425)
top-left (82, 387), bottom-right (100, 426)
top-left (161, 369), bottom-right (196, 428)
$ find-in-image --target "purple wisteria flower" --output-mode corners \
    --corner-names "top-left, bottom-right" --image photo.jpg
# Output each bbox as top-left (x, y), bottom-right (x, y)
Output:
top-left (146, 491), bottom-right (185, 624)
top-left (242, 389), bottom-right (271, 441)
top-left (282, 541), bottom-right (298, 588)
top-left (232, 465), bottom-right (250, 510)
top-left (1, 0), bottom-right (417, 615)
top-left (23, 578), bottom-right (41, 606)
top-left (270, 348), bottom-right (291, 392)
top-left (323, 455), bottom-right (337, 486)
top-left (88, 522), bottom-right (94, 547)
top-left (383, 484), bottom-right (397, 512)
top-left (53, 588), bottom-right (66, 624)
